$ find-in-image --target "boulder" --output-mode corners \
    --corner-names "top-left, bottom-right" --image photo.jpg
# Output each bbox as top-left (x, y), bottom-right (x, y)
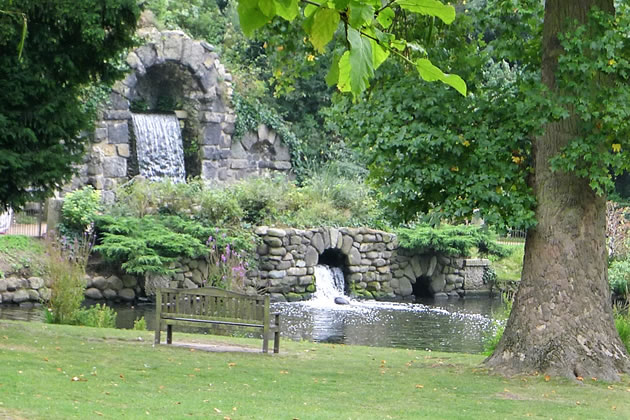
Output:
top-left (398, 277), bottom-right (413, 296)
top-left (304, 246), bottom-right (319, 267)
top-left (12, 290), bottom-right (30, 303)
top-left (85, 288), bottom-right (103, 300)
top-left (334, 297), bottom-right (350, 305)
top-left (106, 275), bottom-right (124, 291)
top-left (102, 289), bottom-right (117, 300)
top-left (92, 276), bottom-right (108, 290)
top-left (28, 277), bottom-right (45, 290)
top-left (119, 288), bottom-right (136, 302)
top-left (39, 287), bottom-right (51, 301)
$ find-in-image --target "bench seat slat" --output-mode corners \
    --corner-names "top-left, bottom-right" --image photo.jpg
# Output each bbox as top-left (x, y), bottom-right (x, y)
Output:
top-left (163, 317), bottom-right (268, 329)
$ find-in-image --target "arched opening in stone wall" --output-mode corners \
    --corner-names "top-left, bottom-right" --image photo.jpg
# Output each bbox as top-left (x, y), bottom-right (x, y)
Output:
top-left (319, 248), bottom-right (346, 267)
top-left (128, 62), bottom-right (203, 178)
top-left (317, 248), bottom-right (350, 294)
top-left (412, 275), bottom-right (433, 299)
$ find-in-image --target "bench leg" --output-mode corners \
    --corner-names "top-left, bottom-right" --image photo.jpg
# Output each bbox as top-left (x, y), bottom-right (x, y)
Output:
top-left (154, 324), bottom-right (161, 345)
top-left (262, 333), bottom-right (269, 353)
top-left (166, 324), bottom-right (173, 345)
top-left (273, 314), bottom-right (280, 354)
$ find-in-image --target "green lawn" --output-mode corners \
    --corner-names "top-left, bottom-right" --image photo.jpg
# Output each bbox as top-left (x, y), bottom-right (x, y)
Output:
top-left (491, 244), bottom-right (525, 284)
top-left (0, 320), bottom-right (629, 419)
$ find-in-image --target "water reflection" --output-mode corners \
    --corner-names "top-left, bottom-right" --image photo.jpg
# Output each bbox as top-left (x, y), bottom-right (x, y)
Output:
top-left (275, 298), bottom-right (502, 353)
top-left (0, 297), bottom-right (502, 354)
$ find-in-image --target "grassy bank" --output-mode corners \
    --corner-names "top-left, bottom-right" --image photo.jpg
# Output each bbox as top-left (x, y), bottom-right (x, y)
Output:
top-left (1, 321), bottom-right (629, 419)
top-left (491, 244), bottom-right (525, 284)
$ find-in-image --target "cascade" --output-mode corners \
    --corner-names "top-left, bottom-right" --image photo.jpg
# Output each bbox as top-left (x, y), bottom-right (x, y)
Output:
top-left (312, 265), bottom-right (348, 304)
top-left (131, 113), bottom-right (186, 181)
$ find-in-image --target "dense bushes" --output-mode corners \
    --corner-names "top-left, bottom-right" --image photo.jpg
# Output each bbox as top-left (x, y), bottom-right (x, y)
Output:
top-left (107, 173), bottom-right (382, 229)
top-left (395, 224), bottom-right (512, 258)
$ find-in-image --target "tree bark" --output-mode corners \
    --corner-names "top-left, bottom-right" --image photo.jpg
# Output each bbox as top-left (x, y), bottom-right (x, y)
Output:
top-left (484, 0), bottom-right (630, 381)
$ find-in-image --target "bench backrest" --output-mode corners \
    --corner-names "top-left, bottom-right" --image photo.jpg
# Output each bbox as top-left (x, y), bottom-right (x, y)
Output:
top-left (156, 287), bottom-right (270, 326)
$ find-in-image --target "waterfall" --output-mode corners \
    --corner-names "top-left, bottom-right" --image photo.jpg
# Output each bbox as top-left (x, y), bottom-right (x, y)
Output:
top-left (312, 265), bottom-right (347, 304)
top-left (131, 113), bottom-right (186, 181)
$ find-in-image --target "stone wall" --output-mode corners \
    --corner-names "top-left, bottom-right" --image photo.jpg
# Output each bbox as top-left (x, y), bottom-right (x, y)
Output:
top-left (0, 226), bottom-right (492, 306)
top-left (0, 276), bottom-right (51, 307)
top-left (70, 26), bottom-right (292, 200)
top-left (247, 226), bottom-right (492, 302)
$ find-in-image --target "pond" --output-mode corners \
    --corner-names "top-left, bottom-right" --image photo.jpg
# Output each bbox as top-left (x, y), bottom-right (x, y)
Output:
top-left (0, 296), bottom-right (503, 354)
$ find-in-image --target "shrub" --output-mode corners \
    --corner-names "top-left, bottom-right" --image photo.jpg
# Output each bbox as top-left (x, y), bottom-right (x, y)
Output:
top-left (45, 236), bottom-right (90, 324)
top-left (94, 215), bottom-right (209, 275)
top-left (133, 316), bottom-right (147, 331)
top-left (230, 176), bottom-right (295, 225)
top-left (198, 188), bottom-right (244, 226)
top-left (609, 259), bottom-right (630, 297)
top-left (60, 186), bottom-right (102, 236)
top-left (206, 235), bottom-right (248, 291)
top-left (614, 303), bottom-right (630, 353)
top-left (483, 293), bottom-right (513, 356)
top-left (74, 304), bottom-right (117, 328)
top-left (94, 215), bottom-right (258, 279)
top-left (396, 224), bottom-right (513, 258)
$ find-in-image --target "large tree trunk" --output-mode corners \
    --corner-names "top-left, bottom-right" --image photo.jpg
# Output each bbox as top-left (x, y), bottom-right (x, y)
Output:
top-left (484, 0), bottom-right (630, 381)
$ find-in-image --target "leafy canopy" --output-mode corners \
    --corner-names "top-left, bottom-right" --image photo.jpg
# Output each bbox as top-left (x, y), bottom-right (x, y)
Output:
top-left (236, 0), bottom-right (466, 97)
top-left (0, 0), bottom-right (139, 209)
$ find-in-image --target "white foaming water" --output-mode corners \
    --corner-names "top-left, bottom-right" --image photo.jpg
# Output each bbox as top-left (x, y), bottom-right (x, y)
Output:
top-left (132, 113), bottom-right (186, 182)
top-left (312, 265), bottom-right (347, 304)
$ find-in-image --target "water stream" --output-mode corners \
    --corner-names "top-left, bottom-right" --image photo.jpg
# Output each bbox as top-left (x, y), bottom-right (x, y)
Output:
top-left (131, 113), bottom-right (186, 181)
top-left (0, 265), bottom-right (502, 354)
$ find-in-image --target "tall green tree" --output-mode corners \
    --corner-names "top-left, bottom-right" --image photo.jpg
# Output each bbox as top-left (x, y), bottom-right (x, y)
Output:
top-left (0, 0), bottom-right (139, 209)
top-left (484, 0), bottom-right (630, 381)
top-left (238, 0), bottom-right (630, 380)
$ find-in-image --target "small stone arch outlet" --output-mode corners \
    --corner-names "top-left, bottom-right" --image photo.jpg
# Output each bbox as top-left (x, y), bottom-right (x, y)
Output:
top-left (248, 226), bottom-right (492, 302)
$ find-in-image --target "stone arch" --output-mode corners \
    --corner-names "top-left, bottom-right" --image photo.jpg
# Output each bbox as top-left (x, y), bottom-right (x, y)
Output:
top-left (75, 26), bottom-right (292, 201)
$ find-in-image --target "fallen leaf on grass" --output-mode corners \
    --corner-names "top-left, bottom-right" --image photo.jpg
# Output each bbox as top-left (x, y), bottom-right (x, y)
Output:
top-left (280, 370), bottom-right (289, 374)
top-left (415, 384), bottom-right (424, 389)
top-left (608, 385), bottom-right (615, 390)
top-left (214, 408), bottom-right (221, 413)
top-left (228, 363), bottom-right (236, 368)
top-left (2, 336), bottom-right (8, 339)
top-left (576, 376), bottom-right (584, 381)
top-left (94, 411), bottom-right (104, 416)
top-left (544, 375), bottom-right (550, 382)
top-left (71, 376), bottom-right (87, 382)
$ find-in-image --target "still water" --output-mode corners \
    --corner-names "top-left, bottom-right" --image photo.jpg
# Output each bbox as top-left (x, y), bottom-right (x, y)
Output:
top-left (0, 297), bottom-right (502, 354)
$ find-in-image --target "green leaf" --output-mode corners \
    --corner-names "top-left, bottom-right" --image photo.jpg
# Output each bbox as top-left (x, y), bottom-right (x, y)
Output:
top-left (396, 0), bottom-right (456, 24)
top-left (337, 51), bottom-right (353, 93)
top-left (304, 3), bottom-right (318, 16)
top-left (349, 1), bottom-right (374, 28)
top-left (376, 7), bottom-right (395, 29)
top-left (326, 52), bottom-right (342, 87)
top-left (333, 0), bottom-right (351, 9)
top-left (390, 38), bottom-right (406, 51)
top-left (308, 8), bottom-right (340, 53)
top-left (238, 0), bottom-right (270, 36)
top-left (258, 0), bottom-right (276, 17)
top-left (364, 28), bottom-right (389, 69)
top-left (371, 39), bottom-right (389, 69)
top-left (337, 27), bottom-right (374, 95)
top-left (415, 58), bottom-right (467, 96)
top-left (273, 0), bottom-right (299, 20)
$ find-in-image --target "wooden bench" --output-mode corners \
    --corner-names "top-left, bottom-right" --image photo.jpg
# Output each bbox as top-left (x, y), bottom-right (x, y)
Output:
top-left (154, 287), bottom-right (280, 353)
